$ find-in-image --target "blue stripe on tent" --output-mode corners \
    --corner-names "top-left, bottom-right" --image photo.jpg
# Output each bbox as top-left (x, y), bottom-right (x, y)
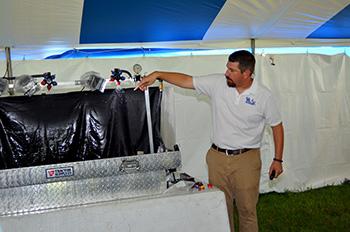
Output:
top-left (80, 0), bottom-right (226, 44)
top-left (45, 48), bottom-right (207, 59)
top-left (307, 4), bottom-right (350, 39)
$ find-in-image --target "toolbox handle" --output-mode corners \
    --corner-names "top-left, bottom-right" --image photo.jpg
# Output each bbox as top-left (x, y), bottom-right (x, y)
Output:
top-left (119, 159), bottom-right (140, 172)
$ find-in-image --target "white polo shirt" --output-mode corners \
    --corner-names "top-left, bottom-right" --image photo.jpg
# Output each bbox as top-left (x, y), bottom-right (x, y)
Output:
top-left (193, 73), bottom-right (281, 150)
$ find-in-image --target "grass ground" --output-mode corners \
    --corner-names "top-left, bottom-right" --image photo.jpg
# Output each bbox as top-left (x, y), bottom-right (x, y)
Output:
top-left (234, 182), bottom-right (350, 231)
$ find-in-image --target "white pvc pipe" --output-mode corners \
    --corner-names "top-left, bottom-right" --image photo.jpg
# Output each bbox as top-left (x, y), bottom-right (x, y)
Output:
top-left (144, 88), bottom-right (154, 154)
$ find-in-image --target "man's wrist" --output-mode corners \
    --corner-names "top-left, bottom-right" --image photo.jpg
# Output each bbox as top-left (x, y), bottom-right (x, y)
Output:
top-left (273, 157), bottom-right (283, 163)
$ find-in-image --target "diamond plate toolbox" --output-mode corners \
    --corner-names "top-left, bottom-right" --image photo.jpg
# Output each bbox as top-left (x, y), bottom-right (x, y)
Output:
top-left (0, 151), bottom-right (181, 216)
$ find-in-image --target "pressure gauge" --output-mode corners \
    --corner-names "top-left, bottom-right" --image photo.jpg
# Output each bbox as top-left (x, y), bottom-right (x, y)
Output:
top-left (133, 64), bottom-right (142, 74)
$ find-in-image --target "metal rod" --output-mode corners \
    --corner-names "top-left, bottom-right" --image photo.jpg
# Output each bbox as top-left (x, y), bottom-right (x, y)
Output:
top-left (5, 47), bottom-right (15, 95)
top-left (144, 88), bottom-right (154, 154)
top-left (250, 39), bottom-right (256, 55)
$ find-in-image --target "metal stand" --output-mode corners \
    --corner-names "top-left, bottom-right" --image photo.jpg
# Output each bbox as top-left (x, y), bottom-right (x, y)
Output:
top-left (5, 47), bottom-right (14, 95)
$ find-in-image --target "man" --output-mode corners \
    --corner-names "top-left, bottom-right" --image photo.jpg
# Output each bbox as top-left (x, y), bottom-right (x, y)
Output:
top-left (135, 50), bottom-right (284, 232)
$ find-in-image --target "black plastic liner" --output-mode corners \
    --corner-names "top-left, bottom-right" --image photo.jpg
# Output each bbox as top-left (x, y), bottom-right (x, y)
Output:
top-left (0, 87), bottom-right (163, 169)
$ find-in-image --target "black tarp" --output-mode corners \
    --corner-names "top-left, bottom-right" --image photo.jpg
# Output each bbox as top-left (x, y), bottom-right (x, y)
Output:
top-left (0, 87), bottom-right (163, 169)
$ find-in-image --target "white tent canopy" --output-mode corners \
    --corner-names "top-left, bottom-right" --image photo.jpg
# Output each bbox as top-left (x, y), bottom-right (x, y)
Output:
top-left (1, 0), bottom-right (350, 59)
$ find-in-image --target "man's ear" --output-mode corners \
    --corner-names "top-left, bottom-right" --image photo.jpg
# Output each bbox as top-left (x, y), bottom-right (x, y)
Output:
top-left (243, 69), bottom-right (252, 79)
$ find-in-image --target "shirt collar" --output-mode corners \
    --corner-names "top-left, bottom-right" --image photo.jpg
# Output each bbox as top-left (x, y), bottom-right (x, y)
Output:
top-left (241, 78), bottom-right (257, 96)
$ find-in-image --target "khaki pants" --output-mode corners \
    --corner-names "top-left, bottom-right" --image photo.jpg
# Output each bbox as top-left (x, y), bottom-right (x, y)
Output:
top-left (206, 147), bottom-right (261, 232)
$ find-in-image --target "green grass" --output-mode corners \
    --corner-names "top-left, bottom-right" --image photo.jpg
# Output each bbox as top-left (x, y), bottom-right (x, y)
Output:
top-left (255, 183), bottom-right (350, 232)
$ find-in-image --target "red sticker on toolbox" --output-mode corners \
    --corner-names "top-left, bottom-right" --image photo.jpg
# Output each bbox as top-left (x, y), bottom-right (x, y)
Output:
top-left (45, 167), bottom-right (74, 179)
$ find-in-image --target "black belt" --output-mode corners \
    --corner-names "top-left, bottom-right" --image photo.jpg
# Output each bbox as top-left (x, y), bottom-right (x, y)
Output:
top-left (211, 144), bottom-right (251, 156)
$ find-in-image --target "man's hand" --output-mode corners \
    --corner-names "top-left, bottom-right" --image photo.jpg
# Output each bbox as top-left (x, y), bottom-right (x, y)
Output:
top-left (269, 160), bottom-right (283, 179)
top-left (134, 72), bottom-right (158, 91)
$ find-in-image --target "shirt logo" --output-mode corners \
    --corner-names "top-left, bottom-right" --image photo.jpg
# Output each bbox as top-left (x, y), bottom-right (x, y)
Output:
top-left (245, 96), bottom-right (256, 105)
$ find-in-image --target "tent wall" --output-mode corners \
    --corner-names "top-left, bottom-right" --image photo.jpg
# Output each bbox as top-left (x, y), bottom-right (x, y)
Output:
top-left (0, 53), bottom-right (349, 192)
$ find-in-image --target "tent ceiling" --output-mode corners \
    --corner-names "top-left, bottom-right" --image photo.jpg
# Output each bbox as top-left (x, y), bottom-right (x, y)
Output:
top-left (1, 0), bottom-right (350, 59)
top-left (80, 0), bottom-right (226, 44)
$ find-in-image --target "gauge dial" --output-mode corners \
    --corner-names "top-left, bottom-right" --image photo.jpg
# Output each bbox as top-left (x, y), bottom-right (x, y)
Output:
top-left (133, 64), bottom-right (142, 74)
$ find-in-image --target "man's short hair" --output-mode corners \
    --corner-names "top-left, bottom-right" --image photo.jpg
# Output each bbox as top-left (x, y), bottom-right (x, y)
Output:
top-left (228, 50), bottom-right (255, 75)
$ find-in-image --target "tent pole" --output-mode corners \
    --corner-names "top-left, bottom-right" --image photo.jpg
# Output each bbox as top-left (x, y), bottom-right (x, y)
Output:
top-left (5, 47), bottom-right (15, 95)
top-left (250, 39), bottom-right (255, 55)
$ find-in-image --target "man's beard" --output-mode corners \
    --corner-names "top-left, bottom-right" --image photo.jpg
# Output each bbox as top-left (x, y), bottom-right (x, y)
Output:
top-left (225, 76), bottom-right (236, 88)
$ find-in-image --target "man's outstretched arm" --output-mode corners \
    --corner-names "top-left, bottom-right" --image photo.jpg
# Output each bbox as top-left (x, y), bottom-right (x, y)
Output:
top-left (134, 71), bottom-right (194, 91)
